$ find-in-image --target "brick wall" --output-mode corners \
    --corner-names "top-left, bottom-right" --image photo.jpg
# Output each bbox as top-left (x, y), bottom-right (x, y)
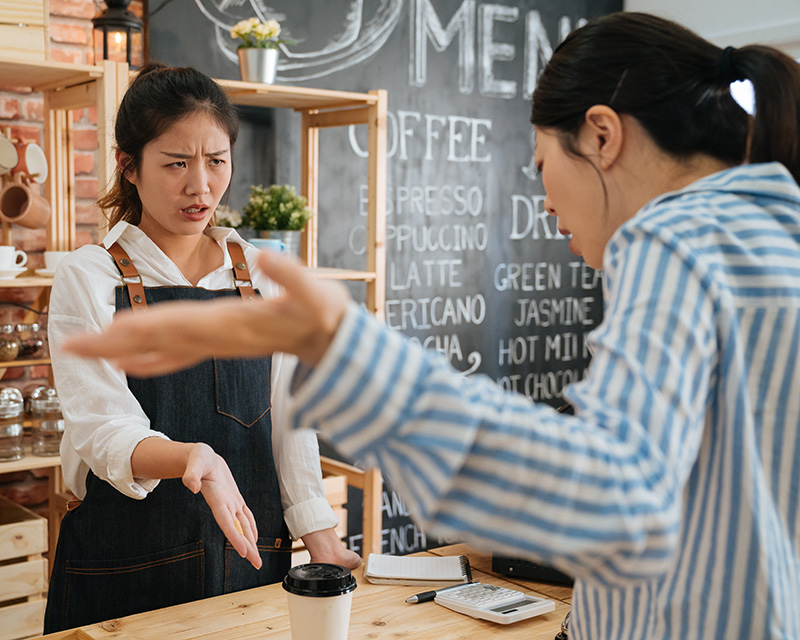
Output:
top-left (0, 0), bottom-right (143, 518)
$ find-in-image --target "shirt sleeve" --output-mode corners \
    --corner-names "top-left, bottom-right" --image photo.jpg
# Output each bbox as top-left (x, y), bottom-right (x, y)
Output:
top-left (271, 351), bottom-right (339, 539)
top-left (247, 241), bottom-right (338, 538)
top-left (286, 226), bottom-right (718, 586)
top-left (49, 249), bottom-right (170, 500)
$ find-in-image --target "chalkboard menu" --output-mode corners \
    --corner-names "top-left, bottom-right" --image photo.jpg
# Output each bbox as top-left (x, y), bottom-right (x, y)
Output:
top-left (150, 0), bottom-right (622, 556)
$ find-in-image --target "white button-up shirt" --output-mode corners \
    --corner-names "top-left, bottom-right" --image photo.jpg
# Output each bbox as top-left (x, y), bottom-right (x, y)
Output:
top-left (48, 221), bottom-right (336, 538)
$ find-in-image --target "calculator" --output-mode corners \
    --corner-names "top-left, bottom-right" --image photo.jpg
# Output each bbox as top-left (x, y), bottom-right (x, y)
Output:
top-left (434, 582), bottom-right (555, 624)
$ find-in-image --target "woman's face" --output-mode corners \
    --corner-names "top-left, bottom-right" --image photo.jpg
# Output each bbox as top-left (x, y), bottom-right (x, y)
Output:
top-left (533, 126), bottom-right (611, 270)
top-left (126, 111), bottom-right (232, 241)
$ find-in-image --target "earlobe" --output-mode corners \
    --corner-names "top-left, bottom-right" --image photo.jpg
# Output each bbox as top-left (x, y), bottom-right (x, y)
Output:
top-left (116, 150), bottom-right (135, 184)
top-left (583, 105), bottom-right (623, 170)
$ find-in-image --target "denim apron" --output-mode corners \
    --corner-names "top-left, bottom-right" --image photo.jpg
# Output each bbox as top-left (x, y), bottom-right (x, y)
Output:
top-left (44, 242), bottom-right (290, 632)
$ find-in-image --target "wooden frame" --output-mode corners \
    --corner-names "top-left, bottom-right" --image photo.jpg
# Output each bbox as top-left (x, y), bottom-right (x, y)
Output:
top-left (319, 456), bottom-right (384, 558)
top-left (216, 79), bottom-right (388, 319)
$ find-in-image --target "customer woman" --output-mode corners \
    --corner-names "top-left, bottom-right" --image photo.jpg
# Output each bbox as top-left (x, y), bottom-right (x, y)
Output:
top-left (65, 14), bottom-right (800, 640)
top-left (43, 63), bottom-right (358, 633)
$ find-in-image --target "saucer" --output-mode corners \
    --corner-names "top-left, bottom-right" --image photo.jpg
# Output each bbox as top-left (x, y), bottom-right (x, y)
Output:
top-left (34, 268), bottom-right (56, 277)
top-left (0, 267), bottom-right (27, 279)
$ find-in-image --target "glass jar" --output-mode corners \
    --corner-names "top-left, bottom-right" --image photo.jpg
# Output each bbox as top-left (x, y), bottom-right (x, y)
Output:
top-left (0, 387), bottom-right (24, 461)
top-left (29, 385), bottom-right (64, 457)
top-left (0, 324), bottom-right (20, 362)
top-left (17, 323), bottom-right (45, 359)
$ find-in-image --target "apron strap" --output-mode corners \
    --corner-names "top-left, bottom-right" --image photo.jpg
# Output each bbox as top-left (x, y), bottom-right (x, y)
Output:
top-left (107, 242), bottom-right (148, 312)
top-left (106, 241), bottom-right (258, 309)
top-left (227, 242), bottom-right (258, 301)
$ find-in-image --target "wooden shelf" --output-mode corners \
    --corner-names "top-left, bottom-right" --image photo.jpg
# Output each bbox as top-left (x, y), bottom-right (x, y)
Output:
top-left (0, 57), bottom-right (102, 92)
top-left (311, 267), bottom-right (377, 281)
top-left (0, 276), bottom-right (53, 288)
top-left (0, 445), bottom-right (60, 473)
top-left (0, 358), bottom-right (51, 368)
top-left (208, 78), bottom-right (380, 111)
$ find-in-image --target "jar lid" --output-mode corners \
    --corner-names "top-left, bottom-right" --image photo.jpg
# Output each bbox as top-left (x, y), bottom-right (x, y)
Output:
top-left (0, 387), bottom-right (24, 417)
top-left (29, 385), bottom-right (60, 411)
top-left (282, 563), bottom-right (357, 597)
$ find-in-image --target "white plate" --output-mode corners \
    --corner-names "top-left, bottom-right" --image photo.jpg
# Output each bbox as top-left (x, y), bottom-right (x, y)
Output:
top-left (0, 267), bottom-right (27, 279)
top-left (34, 268), bottom-right (56, 277)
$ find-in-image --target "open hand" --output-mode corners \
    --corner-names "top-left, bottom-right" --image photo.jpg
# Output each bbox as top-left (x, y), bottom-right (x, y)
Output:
top-left (183, 443), bottom-right (262, 570)
top-left (62, 250), bottom-right (351, 377)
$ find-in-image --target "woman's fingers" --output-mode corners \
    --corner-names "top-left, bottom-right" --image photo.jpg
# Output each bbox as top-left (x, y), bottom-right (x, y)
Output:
top-left (223, 510), bottom-right (261, 570)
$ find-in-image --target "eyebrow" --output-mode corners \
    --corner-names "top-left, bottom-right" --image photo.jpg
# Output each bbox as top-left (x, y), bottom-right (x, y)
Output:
top-left (159, 149), bottom-right (229, 159)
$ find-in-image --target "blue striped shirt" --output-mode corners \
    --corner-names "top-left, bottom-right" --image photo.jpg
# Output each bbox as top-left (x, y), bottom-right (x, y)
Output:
top-left (288, 162), bottom-right (800, 639)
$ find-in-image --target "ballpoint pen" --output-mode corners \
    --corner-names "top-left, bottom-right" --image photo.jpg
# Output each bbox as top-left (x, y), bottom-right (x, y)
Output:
top-left (405, 582), bottom-right (477, 603)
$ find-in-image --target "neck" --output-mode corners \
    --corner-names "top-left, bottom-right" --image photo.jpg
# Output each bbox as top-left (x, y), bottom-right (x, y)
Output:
top-left (138, 222), bottom-right (223, 285)
top-left (611, 120), bottom-right (735, 225)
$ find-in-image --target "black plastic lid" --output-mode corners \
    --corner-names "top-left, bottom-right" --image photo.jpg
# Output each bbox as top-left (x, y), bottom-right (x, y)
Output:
top-left (282, 563), bottom-right (357, 597)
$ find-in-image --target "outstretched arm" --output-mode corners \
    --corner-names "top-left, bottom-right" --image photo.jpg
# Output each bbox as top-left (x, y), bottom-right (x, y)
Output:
top-left (63, 252), bottom-right (349, 375)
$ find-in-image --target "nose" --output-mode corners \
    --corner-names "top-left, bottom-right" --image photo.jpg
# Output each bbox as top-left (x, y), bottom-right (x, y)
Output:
top-left (185, 164), bottom-right (210, 196)
top-left (544, 194), bottom-right (556, 216)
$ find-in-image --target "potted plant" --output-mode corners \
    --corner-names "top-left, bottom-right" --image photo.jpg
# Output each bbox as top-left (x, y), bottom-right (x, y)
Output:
top-left (241, 184), bottom-right (313, 256)
top-left (230, 17), bottom-right (293, 84)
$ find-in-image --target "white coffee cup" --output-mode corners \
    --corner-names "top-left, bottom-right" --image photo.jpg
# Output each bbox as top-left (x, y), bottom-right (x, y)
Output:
top-left (11, 140), bottom-right (48, 184)
top-left (0, 135), bottom-right (18, 176)
top-left (283, 563), bottom-right (357, 640)
top-left (44, 250), bottom-right (70, 271)
top-left (0, 245), bottom-right (27, 269)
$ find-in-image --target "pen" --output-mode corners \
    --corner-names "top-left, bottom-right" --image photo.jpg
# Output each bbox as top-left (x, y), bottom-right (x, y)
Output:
top-left (405, 582), bottom-right (477, 603)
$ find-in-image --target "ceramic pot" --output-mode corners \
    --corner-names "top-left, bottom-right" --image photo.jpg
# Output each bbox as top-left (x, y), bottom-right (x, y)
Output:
top-left (238, 48), bottom-right (279, 84)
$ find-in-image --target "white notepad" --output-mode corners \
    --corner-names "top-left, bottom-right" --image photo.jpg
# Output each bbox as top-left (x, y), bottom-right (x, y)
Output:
top-left (364, 554), bottom-right (472, 586)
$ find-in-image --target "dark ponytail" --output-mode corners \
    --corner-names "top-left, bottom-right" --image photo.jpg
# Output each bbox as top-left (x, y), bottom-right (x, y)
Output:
top-left (732, 45), bottom-right (800, 181)
top-left (532, 12), bottom-right (800, 184)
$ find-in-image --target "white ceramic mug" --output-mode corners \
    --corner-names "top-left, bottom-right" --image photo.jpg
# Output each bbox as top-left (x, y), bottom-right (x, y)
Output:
top-left (0, 135), bottom-right (18, 176)
top-left (44, 250), bottom-right (70, 271)
top-left (11, 140), bottom-right (48, 184)
top-left (0, 245), bottom-right (27, 270)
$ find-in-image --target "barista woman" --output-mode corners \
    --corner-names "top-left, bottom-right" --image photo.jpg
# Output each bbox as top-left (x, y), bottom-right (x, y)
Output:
top-left (43, 63), bottom-right (358, 632)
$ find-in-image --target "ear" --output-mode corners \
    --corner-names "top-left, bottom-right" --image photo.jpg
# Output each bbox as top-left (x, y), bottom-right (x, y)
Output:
top-left (116, 150), bottom-right (137, 185)
top-left (580, 105), bottom-right (623, 170)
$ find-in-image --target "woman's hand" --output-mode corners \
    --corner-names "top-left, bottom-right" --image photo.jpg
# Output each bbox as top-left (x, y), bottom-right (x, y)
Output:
top-left (62, 250), bottom-right (351, 377)
top-left (183, 443), bottom-right (262, 570)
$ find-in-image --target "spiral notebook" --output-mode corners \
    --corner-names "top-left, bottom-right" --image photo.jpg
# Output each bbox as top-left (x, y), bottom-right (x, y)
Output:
top-left (364, 554), bottom-right (472, 586)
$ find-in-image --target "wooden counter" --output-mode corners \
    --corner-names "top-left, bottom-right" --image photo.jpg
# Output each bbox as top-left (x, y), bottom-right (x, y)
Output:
top-left (32, 548), bottom-right (571, 639)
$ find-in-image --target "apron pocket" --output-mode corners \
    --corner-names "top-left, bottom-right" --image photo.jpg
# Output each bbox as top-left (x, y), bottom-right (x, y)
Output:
top-left (214, 357), bottom-right (271, 427)
top-left (224, 536), bottom-right (291, 593)
top-left (63, 541), bottom-right (204, 628)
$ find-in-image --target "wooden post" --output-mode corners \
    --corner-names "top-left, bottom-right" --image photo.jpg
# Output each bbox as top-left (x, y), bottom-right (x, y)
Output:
top-left (366, 90), bottom-right (388, 321)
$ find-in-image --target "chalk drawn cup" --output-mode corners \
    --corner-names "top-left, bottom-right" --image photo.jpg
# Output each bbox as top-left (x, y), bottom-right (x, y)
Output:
top-left (283, 564), bottom-right (356, 640)
top-left (0, 245), bottom-right (27, 270)
top-left (0, 175), bottom-right (52, 229)
top-left (11, 140), bottom-right (48, 184)
top-left (0, 135), bottom-right (19, 176)
top-left (249, 238), bottom-right (286, 253)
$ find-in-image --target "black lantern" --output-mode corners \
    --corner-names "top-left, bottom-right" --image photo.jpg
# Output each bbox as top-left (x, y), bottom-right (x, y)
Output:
top-left (92, 0), bottom-right (144, 68)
